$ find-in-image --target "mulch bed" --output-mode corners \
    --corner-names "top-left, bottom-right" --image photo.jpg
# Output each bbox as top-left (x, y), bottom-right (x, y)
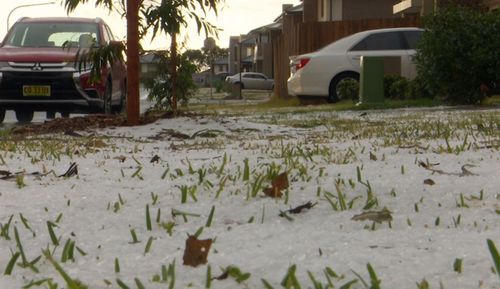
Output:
top-left (10, 112), bottom-right (178, 136)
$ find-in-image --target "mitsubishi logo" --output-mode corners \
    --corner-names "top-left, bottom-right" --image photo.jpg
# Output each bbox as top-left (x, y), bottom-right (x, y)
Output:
top-left (31, 63), bottom-right (43, 71)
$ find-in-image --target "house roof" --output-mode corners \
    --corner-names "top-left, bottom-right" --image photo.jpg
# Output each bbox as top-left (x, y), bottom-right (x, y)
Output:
top-left (213, 56), bottom-right (228, 65)
top-left (247, 22), bottom-right (283, 35)
top-left (274, 3), bottom-right (303, 22)
top-left (241, 37), bottom-right (256, 45)
top-left (139, 53), bottom-right (161, 64)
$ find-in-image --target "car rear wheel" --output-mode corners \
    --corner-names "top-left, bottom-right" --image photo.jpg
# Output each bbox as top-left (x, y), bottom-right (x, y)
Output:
top-left (0, 109), bottom-right (5, 123)
top-left (328, 72), bottom-right (359, 103)
top-left (235, 82), bottom-right (244, 90)
top-left (15, 110), bottom-right (34, 123)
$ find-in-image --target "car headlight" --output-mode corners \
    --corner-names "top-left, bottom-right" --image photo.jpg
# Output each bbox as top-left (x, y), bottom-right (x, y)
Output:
top-left (65, 61), bottom-right (93, 73)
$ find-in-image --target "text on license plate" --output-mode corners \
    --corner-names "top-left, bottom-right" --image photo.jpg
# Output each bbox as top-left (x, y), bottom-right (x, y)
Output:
top-left (23, 85), bottom-right (51, 96)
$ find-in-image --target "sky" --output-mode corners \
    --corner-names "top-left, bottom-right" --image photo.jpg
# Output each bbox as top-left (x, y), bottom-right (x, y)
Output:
top-left (1, 106), bottom-right (500, 289)
top-left (0, 0), bottom-right (301, 50)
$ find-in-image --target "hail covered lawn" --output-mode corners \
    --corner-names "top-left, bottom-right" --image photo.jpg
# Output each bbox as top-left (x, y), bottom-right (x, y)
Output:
top-left (1, 107), bottom-right (499, 289)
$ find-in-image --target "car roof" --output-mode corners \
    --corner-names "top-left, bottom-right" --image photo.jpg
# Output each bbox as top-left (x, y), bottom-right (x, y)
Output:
top-left (16, 17), bottom-right (103, 24)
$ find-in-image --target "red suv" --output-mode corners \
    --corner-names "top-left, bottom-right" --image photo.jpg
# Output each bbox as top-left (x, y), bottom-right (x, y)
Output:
top-left (0, 17), bottom-right (127, 123)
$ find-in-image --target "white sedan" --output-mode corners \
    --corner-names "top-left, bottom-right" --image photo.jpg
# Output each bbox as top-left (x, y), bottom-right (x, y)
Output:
top-left (225, 72), bottom-right (274, 90)
top-left (287, 27), bottom-right (423, 102)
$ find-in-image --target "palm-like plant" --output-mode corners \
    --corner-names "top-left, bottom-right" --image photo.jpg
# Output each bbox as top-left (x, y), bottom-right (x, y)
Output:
top-left (63, 0), bottom-right (221, 116)
top-left (142, 0), bottom-right (219, 111)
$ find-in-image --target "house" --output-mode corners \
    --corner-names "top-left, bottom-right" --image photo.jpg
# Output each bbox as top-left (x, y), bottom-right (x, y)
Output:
top-left (139, 52), bottom-right (161, 83)
top-left (303, 0), bottom-right (401, 22)
top-left (393, 0), bottom-right (500, 15)
top-left (228, 36), bottom-right (255, 76)
top-left (213, 56), bottom-right (229, 75)
top-left (243, 22), bottom-right (281, 78)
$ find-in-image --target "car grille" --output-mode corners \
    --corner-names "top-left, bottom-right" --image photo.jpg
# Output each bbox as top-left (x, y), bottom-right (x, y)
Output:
top-left (0, 71), bottom-right (82, 99)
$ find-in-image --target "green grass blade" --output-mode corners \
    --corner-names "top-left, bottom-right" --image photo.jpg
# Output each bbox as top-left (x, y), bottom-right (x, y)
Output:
top-left (116, 278), bottom-right (130, 289)
top-left (144, 237), bottom-right (154, 255)
top-left (367, 263), bottom-right (381, 289)
top-left (146, 205), bottom-right (152, 231)
top-left (14, 226), bottom-right (28, 266)
top-left (134, 278), bottom-right (146, 289)
top-left (487, 239), bottom-right (500, 278)
top-left (47, 221), bottom-right (59, 246)
top-left (115, 258), bottom-right (120, 273)
top-left (43, 249), bottom-right (86, 289)
top-left (205, 264), bottom-right (212, 289)
top-left (4, 252), bottom-right (20, 275)
top-left (262, 278), bottom-right (275, 289)
top-left (205, 206), bottom-right (215, 227)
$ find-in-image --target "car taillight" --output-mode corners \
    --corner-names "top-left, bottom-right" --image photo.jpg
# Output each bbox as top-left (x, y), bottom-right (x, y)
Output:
top-left (295, 58), bottom-right (310, 70)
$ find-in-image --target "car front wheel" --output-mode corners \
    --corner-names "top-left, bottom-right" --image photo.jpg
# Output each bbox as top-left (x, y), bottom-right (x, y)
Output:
top-left (115, 82), bottom-right (127, 114)
top-left (15, 110), bottom-right (34, 123)
top-left (328, 72), bottom-right (359, 103)
top-left (102, 80), bottom-right (112, 114)
top-left (0, 108), bottom-right (5, 123)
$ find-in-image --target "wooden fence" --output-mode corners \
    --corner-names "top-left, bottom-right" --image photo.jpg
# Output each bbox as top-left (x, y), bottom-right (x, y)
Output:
top-left (272, 15), bottom-right (422, 98)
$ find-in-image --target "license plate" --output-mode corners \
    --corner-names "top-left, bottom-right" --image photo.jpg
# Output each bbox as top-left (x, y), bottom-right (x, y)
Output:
top-left (22, 85), bottom-right (51, 96)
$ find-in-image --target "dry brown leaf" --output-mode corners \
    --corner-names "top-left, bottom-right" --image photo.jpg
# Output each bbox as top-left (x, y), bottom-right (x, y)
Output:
top-left (114, 155), bottom-right (127, 162)
top-left (352, 208), bottom-right (392, 223)
top-left (86, 139), bottom-right (107, 148)
top-left (423, 179), bottom-right (435, 185)
top-left (150, 155), bottom-right (161, 163)
top-left (263, 172), bottom-right (289, 198)
top-left (369, 151), bottom-right (377, 161)
top-left (182, 235), bottom-right (212, 267)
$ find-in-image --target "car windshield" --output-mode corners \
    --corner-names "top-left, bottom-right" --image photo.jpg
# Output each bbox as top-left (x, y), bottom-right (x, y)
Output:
top-left (4, 22), bottom-right (99, 48)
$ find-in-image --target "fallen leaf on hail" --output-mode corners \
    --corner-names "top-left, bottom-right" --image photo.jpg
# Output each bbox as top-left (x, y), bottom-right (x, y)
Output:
top-left (150, 155), bottom-right (161, 163)
top-left (263, 172), bottom-right (289, 198)
top-left (114, 155), bottom-right (127, 162)
top-left (351, 208), bottom-right (392, 223)
top-left (86, 139), bottom-right (107, 148)
top-left (369, 151), bottom-right (377, 161)
top-left (423, 179), bottom-right (435, 185)
top-left (182, 235), bottom-right (212, 267)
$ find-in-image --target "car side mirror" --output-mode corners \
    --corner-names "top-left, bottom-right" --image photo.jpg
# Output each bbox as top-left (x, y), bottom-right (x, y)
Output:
top-left (109, 40), bottom-right (125, 50)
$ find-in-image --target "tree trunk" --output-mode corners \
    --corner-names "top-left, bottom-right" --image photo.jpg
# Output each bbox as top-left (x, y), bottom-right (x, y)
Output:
top-left (170, 33), bottom-right (178, 112)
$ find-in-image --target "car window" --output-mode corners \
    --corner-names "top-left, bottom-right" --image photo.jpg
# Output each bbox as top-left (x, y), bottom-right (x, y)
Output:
top-left (350, 32), bottom-right (404, 51)
top-left (402, 30), bottom-right (423, 49)
top-left (104, 24), bottom-right (115, 43)
top-left (254, 74), bottom-right (266, 80)
top-left (5, 22), bottom-right (99, 48)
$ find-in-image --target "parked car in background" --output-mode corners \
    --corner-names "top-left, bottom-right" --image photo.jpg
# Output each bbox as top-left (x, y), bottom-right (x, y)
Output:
top-left (0, 17), bottom-right (127, 123)
top-left (225, 72), bottom-right (274, 90)
top-left (287, 27), bottom-right (423, 102)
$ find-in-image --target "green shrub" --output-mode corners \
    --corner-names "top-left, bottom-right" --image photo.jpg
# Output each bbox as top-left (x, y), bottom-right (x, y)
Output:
top-left (147, 52), bottom-right (198, 111)
top-left (407, 76), bottom-right (432, 99)
top-left (415, 7), bottom-right (500, 104)
top-left (384, 75), bottom-right (406, 99)
top-left (389, 78), bottom-right (410, 100)
top-left (337, 79), bottom-right (359, 102)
